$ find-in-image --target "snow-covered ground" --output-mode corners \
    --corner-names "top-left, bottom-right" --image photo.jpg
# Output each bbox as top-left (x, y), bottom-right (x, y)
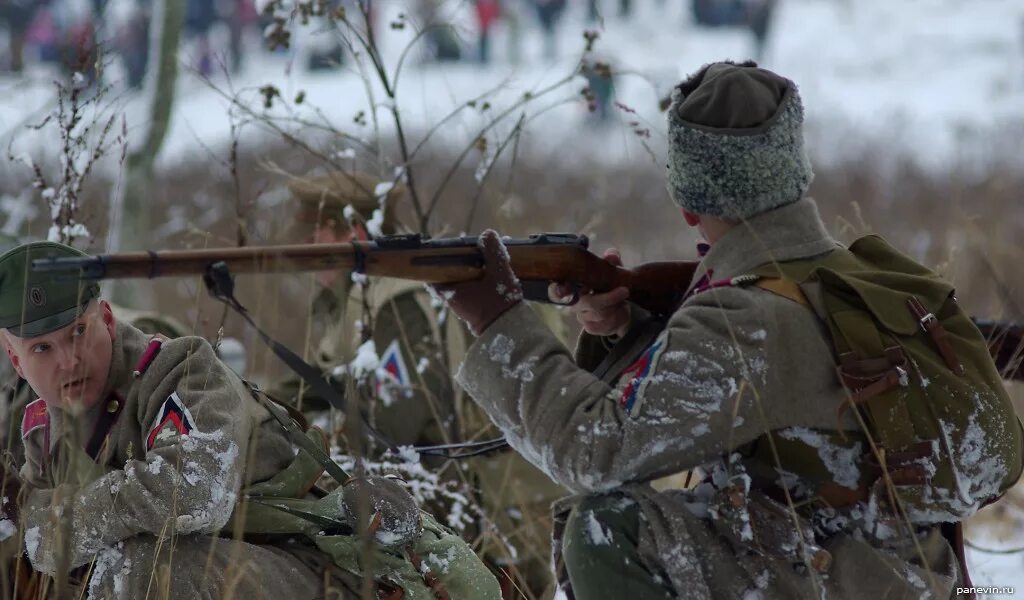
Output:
top-left (966, 488), bottom-right (1024, 598)
top-left (2, 0), bottom-right (1024, 176)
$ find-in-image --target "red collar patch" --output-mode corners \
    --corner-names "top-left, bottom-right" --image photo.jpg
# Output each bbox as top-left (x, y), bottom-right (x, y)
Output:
top-left (21, 398), bottom-right (49, 438)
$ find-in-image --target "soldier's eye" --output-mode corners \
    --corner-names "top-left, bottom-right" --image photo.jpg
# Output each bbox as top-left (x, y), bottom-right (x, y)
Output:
top-left (31, 344), bottom-right (49, 354)
top-left (72, 324), bottom-right (87, 337)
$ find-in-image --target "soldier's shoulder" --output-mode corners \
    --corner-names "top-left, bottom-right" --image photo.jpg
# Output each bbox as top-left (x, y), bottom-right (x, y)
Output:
top-left (676, 278), bottom-right (765, 314)
top-left (135, 333), bottom-right (221, 385)
top-left (111, 304), bottom-right (190, 339)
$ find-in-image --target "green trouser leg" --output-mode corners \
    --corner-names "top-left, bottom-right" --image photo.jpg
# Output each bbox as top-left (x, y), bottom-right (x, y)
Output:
top-left (562, 494), bottom-right (676, 599)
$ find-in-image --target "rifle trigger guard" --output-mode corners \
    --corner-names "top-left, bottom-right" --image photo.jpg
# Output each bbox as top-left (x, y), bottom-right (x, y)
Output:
top-left (549, 283), bottom-right (581, 307)
top-left (548, 280), bottom-right (581, 305)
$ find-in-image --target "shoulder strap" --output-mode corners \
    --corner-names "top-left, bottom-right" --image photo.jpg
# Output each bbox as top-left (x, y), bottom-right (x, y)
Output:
top-left (754, 277), bottom-right (811, 308)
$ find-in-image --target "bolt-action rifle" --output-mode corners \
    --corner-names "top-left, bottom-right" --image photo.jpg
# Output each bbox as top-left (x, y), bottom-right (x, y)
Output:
top-left (32, 233), bottom-right (1024, 381)
top-left (32, 233), bottom-right (699, 317)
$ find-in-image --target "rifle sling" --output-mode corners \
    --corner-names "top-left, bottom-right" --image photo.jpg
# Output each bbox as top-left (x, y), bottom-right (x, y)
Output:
top-left (251, 389), bottom-right (351, 484)
top-left (203, 261), bottom-right (510, 459)
top-left (203, 261), bottom-right (396, 452)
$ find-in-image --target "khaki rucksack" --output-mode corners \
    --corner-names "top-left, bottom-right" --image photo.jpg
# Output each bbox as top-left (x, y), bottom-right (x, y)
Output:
top-left (747, 235), bottom-right (1023, 524)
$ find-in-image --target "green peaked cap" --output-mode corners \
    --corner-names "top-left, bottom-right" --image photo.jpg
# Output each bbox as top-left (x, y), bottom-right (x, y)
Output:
top-left (0, 241), bottom-right (100, 338)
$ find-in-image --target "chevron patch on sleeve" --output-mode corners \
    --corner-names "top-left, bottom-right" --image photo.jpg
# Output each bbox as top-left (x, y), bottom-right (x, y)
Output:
top-left (618, 336), bottom-right (668, 418)
top-left (146, 392), bottom-right (197, 450)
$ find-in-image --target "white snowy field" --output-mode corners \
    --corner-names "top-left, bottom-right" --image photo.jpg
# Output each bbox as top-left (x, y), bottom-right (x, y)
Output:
top-left (2, 0), bottom-right (1023, 177)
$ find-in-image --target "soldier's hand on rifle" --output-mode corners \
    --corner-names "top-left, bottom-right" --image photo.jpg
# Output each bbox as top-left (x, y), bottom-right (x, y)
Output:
top-left (433, 229), bottom-right (523, 336)
top-left (552, 248), bottom-right (631, 338)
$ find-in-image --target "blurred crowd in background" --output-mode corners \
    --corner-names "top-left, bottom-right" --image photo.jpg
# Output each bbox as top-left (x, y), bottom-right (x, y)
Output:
top-left (0, 0), bottom-right (777, 90)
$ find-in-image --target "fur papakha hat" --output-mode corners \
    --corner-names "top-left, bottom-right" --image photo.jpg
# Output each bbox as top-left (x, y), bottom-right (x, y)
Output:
top-left (666, 60), bottom-right (814, 221)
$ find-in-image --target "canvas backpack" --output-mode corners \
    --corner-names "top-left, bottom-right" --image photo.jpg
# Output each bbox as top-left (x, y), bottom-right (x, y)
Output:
top-left (744, 235), bottom-right (1023, 524)
top-left (223, 390), bottom-right (501, 600)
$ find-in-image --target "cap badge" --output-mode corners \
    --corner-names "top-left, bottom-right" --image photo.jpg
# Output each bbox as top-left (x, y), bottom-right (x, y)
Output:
top-left (28, 286), bottom-right (46, 307)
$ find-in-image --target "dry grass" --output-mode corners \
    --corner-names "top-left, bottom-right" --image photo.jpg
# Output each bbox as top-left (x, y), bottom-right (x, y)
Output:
top-left (2, 133), bottom-right (1023, 594)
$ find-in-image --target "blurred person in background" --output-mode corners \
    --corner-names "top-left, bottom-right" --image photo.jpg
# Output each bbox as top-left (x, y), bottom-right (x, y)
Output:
top-left (587, 0), bottom-right (634, 23)
top-left (52, 0), bottom-right (99, 84)
top-left (692, 0), bottom-right (778, 61)
top-left (415, 0), bottom-right (462, 62)
top-left (185, 0), bottom-right (216, 75)
top-left (108, 0), bottom-right (151, 89)
top-left (532, 0), bottom-right (566, 60)
top-left (503, 0), bottom-right (523, 64)
top-left (226, 0), bottom-right (258, 73)
top-left (474, 0), bottom-right (501, 64)
top-left (24, 1), bottom-right (62, 65)
top-left (746, 0), bottom-right (776, 61)
top-left (271, 170), bottom-right (569, 597)
top-left (269, 171), bottom-right (457, 452)
top-left (0, 0), bottom-right (35, 72)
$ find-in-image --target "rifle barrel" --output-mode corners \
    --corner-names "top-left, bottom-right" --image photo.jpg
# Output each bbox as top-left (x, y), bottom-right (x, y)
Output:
top-left (31, 233), bottom-right (697, 316)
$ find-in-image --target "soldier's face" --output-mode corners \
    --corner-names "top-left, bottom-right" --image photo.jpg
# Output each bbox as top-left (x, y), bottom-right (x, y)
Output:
top-left (3, 300), bottom-right (116, 413)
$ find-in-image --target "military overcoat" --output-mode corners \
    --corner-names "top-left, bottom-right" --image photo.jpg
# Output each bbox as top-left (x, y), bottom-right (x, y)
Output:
top-left (456, 198), bottom-right (963, 599)
top-left (20, 320), bottom-right (323, 599)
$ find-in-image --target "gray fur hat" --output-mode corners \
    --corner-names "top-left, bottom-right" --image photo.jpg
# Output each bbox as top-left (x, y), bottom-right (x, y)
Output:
top-left (666, 61), bottom-right (814, 221)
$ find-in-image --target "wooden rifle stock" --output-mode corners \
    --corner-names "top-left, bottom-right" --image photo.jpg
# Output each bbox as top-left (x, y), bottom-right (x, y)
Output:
top-left (32, 233), bottom-right (699, 318)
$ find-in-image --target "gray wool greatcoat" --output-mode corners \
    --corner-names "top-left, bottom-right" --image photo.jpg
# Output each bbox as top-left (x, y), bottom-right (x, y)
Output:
top-left (455, 198), bottom-right (962, 599)
top-left (20, 321), bottom-right (324, 599)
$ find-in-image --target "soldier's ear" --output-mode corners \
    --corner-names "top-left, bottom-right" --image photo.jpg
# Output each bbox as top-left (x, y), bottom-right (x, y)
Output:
top-left (99, 301), bottom-right (116, 339)
top-left (1, 333), bottom-right (23, 379)
top-left (682, 208), bottom-right (701, 227)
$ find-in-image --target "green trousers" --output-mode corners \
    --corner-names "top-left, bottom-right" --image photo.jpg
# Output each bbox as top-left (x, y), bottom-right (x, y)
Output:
top-left (561, 494), bottom-right (676, 599)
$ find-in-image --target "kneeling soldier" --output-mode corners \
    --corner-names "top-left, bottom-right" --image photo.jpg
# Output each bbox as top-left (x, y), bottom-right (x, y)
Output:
top-left (2, 241), bottom-right (499, 599)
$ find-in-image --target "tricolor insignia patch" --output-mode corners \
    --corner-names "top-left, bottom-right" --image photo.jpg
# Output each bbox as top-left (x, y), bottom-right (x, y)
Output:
top-left (375, 339), bottom-right (412, 406)
top-left (619, 335), bottom-right (668, 417)
top-left (380, 339), bottom-right (410, 386)
top-left (146, 392), bottom-right (196, 450)
top-left (21, 398), bottom-right (49, 438)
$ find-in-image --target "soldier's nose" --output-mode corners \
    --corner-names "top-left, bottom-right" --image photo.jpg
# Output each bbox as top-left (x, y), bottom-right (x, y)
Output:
top-left (55, 345), bottom-right (83, 371)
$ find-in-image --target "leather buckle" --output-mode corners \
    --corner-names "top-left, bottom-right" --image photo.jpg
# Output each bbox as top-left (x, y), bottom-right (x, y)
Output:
top-left (918, 311), bottom-right (938, 332)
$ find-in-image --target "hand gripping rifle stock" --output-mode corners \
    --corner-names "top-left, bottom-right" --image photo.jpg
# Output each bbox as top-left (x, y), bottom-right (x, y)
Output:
top-left (31, 233), bottom-right (699, 317)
